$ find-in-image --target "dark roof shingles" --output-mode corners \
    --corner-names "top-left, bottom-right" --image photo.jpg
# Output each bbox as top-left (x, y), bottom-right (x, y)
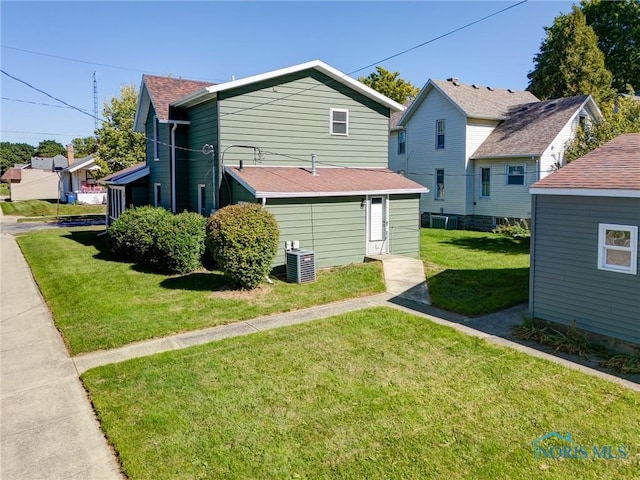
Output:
top-left (143, 75), bottom-right (212, 120)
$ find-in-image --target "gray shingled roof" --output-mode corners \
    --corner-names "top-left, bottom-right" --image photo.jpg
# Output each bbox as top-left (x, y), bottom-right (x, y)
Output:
top-left (30, 154), bottom-right (68, 171)
top-left (390, 99), bottom-right (413, 130)
top-left (471, 95), bottom-right (590, 159)
top-left (432, 79), bottom-right (538, 119)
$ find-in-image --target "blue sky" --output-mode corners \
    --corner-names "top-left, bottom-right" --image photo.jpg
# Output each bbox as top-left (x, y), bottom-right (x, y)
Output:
top-left (1, 1), bottom-right (574, 148)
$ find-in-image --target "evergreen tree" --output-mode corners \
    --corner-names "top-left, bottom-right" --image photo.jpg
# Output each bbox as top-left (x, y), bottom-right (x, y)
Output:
top-left (527, 6), bottom-right (615, 104)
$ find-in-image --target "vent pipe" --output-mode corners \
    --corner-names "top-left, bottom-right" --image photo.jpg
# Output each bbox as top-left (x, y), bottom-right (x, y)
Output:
top-left (311, 153), bottom-right (317, 176)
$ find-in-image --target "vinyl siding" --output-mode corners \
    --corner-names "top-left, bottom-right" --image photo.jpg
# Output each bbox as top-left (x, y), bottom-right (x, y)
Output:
top-left (266, 196), bottom-right (366, 269)
top-left (388, 194), bottom-right (421, 257)
top-left (539, 106), bottom-right (592, 177)
top-left (473, 158), bottom-right (537, 218)
top-left (402, 88), bottom-right (468, 215)
top-left (186, 100), bottom-right (218, 213)
top-left (218, 70), bottom-right (390, 169)
top-left (530, 195), bottom-right (640, 345)
top-left (146, 108), bottom-right (171, 209)
top-left (388, 130), bottom-right (407, 173)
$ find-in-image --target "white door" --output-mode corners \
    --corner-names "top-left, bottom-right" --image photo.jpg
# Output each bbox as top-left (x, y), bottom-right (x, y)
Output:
top-left (366, 195), bottom-right (388, 254)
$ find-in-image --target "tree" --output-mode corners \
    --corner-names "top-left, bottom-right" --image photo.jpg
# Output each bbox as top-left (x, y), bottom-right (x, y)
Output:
top-left (566, 96), bottom-right (640, 162)
top-left (358, 66), bottom-right (420, 104)
top-left (35, 139), bottom-right (65, 158)
top-left (0, 142), bottom-right (35, 175)
top-left (95, 84), bottom-right (145, 174)
top-left (527, 6), bottom-right (615, 105)
top-left (71, 136), bottom-right (98, 158)
top-left (581, 0), bottom-right (640, 93)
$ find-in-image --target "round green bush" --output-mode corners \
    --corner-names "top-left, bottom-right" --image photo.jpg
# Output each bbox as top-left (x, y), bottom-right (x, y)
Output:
top-left (206, 203), bottom-right (279, 289)
top-left (107, 206), bottom-right (171, 263)
top-left (154, 211), bottom-right (207, 274)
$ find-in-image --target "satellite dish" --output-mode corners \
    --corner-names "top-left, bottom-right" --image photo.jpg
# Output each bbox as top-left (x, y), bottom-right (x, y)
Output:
top-left (202, 144), bottom-right (215, 155)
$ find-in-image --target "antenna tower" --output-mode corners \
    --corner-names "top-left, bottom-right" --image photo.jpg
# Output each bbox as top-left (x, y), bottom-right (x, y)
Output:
top-left (93, 71), bottom-right (99, 132)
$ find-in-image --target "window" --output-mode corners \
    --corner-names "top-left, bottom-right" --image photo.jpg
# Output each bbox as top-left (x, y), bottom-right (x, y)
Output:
top-left (597, 224), bottom-right (638, 275)
top-left (578, 114), bottom-right (587, 130)
top-left (480, 167), bottom-right (491, 197)
top-left (330, 108), bottom-right (348, 135)
top-left (506, 165), bottom-right (525, 185)
top-left (397, 130), bottom-right (406, 155)
top-left (436, 119), bottom-right (445, 149)
top-left (198, 184), bottom-right (206, 216)
top-left (154, 183), bottom-right (161, 207)
top-left (435, 168), bottom-right (445, 200)
top-left (153, 116), bottom-right (160, 161)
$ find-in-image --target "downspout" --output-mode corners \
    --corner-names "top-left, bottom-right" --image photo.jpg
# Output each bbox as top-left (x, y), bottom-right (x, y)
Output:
top-left (171, 122), bottom-right (178, 213)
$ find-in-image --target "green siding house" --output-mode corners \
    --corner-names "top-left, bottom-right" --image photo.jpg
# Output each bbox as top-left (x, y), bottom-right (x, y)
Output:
top-left (117, 60), bottom-right (427, 269)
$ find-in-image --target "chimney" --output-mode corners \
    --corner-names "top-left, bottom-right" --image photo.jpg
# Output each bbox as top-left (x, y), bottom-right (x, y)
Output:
top-left (66, 144), bottom-right (74, 165)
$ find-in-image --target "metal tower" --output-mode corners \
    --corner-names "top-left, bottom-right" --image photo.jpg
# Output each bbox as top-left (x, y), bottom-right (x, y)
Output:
top-left (93, 71), bottom-right (99, 132)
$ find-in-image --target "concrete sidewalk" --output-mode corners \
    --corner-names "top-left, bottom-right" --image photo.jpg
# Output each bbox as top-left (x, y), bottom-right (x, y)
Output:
top-left (0, 233), bottom-right (122, 479)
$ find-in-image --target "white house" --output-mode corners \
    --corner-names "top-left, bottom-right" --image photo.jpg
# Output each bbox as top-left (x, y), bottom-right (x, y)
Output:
top-left (389, 78), bottom-right (602, 229)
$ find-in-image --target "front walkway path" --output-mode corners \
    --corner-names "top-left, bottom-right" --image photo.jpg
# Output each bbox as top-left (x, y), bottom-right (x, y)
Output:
top-left (0, 233), bottom-right (122, 479)
top-left (366, 254), bottom-right (430, 304)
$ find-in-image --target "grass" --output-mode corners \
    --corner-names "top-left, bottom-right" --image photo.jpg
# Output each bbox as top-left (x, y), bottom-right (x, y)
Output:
top-left (82, 307), bottom-right (640, 480)
top-left (1, 199), bottom-right (105, 216)
top-left (0, 183), bottom-right (9, 196)
top-left (421, 228), bottom-right (530, 315)
top-left (16, 228), bottom-right (385, 355)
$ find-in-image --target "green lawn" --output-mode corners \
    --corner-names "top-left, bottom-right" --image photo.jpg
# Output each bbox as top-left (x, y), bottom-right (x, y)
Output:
top-left (1, 199), bottom-right (105, 216)
top-left (421, 228), bottom-right (530, 315)
top-left (17, 228), bottom-right (385, 354)
top-left (0, 183), bottom-right (9, 196)
top-left (83, 307), bottom-right (640, 480)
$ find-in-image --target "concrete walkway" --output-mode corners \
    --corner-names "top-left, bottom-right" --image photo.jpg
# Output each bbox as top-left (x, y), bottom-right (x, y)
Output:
top-left (0, 231), bottom-right (122, 479)
top-left (367, 254), bottom-right (430, 304)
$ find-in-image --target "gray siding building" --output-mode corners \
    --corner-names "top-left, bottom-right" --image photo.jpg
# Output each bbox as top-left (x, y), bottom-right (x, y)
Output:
top-left (529, 133), bottom-right (640, 348)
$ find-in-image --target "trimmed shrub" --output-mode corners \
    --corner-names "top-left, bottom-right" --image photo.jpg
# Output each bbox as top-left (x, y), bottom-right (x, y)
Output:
top-left (107, 206), bottom-right (171, 263)
top-left (206, 203), bottom-right (279, 289)
top-left (154, 211), bottom-right (207, 274)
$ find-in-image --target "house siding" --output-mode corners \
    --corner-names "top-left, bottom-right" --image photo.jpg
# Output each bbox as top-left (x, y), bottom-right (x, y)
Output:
top-left (388, 194), bottom-right (421, 257)
top-left (472, 158), bottom-right (538, 219)
top-left (186, 100), bottom-right (218, 214)
top-left (218, 70), bottom-right (390, 169)
top-left (530, 194), bottom-right (640, 345)
top-left (539, 106), bottom-right (591, 175)
top-left (146, 108), bottom-right (171, 209)
top-left (265, 196), bottom-right (366, 269)
top-left (402, 88), bottom-right (468, 216)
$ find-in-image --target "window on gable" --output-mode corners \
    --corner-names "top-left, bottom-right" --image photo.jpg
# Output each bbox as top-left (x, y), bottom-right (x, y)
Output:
top-left (597, 224), bottom-right (638, 275)
top-left (480, 167), bottom-right (491, 197)
top-left (154, 183), bottom-right (162, 207)
top-left (436, 119), bottom-right (445, 149)
top-left (506, 165), bottom-right (525, 185)
top-left (330, 108), bottom-right (349, 135)
top-left (398, 130), bottom-right (406, 155)
top-left (153, 116), bottom-right (160, 161)
top-left (435, 168), bottom-right (445, 200)
top-left (578, 114), bottom-right (587, 130)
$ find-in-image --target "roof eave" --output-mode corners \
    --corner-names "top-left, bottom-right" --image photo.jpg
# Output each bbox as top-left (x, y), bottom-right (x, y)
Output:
top-left (471, 153), bottom-right (541, 160)
top-left (530, 187), bottom-right (640, 198)
top-left (172, 60), bottom-right (404, 112)
top-left (133, 79), bottom-right (152, 133)
top-left (254, 187), bottom-right (429, 199)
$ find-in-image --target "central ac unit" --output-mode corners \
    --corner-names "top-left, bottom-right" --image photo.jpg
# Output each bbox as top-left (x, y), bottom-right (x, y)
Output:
top-left (286, 249), bottom-right (316, 284)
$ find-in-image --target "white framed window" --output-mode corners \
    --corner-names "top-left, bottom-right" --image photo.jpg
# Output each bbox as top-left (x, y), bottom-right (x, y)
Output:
top-left (436, 119), bottom-right (445, 149)
top-left (435, 168), bottom-right (445, 200)
top-left (480, 167), bottom-right (491, 197)
top-left (154, 183), bottom-right (162, 207)
top-left (398, 130), bottom-right (406, 155)
top-left (330, 108), bottom-right (349, 135)
top-left (506, 165), bottom-right (525, 185)
top-left (597, 224), bottom-right (638, 275)
top-left (153, 116), bottom-right (160, 161)
top-left (197, 184), bottom-right (206, 216)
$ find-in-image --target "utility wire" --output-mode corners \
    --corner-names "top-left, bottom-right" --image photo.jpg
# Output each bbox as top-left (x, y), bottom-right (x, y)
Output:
top-left (2, 96), bottom-right (92, 112)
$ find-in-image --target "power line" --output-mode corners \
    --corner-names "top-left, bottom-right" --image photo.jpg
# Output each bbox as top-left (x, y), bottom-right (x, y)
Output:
top-left (1, 96), bottom-right (92, 112)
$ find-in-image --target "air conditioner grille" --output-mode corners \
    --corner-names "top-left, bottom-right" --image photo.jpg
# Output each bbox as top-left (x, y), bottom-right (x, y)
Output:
top-left (286, 249), bottom-right (316, 283)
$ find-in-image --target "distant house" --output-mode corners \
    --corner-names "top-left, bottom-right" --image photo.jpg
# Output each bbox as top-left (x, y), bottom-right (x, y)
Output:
top-left (529, 133), bottom-right (640, 351)
top-left (1, 154), bottom-right (68, 202)
top-left (389, 77), bottom-right (602, 229)
top-left (115, 59), bottom-right (427, 269)
top-left (58, 146), bottom-right (105, 204)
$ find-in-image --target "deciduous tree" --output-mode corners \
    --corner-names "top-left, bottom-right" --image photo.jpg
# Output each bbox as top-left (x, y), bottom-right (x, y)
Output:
top-left (71, 136), bottom-right (98, 158)
top-left (358, 67), bottom-right (420, 104)
top-left (95, 84), bottom-right (145, 174)
top-left (35, 139), bottom-right (65, 158)
top-left (0, 142), bottom-right (35, 175)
